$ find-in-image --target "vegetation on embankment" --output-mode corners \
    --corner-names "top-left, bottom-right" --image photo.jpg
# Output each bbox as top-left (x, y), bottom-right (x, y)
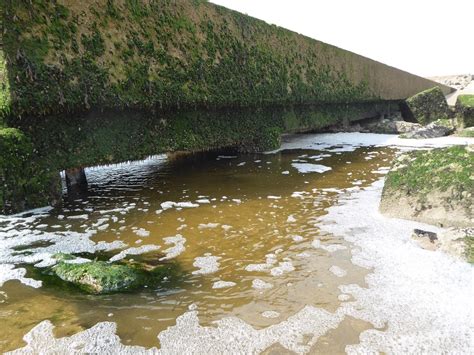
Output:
top-left (381, 146), bottom-right (473, 228)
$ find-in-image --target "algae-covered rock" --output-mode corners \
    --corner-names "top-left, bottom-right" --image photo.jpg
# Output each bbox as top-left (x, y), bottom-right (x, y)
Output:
top-left (455, 94), bottom-right (474, 128)
top-left (53, 261), bottom-right (147, 294)
top-left (381, 146), bottom-right (473, 228)
top-left (365, 119), bottom-right (422, 134)
top-left (404, 87), bottom-right (450, 125)
top-left (401, 119), bottom-right (455, 139)
top-left (51, 255), bottom-right (175, 294)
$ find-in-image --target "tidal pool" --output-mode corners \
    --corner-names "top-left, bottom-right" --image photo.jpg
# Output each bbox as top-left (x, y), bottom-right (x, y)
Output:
top-left (1, 133), bottom-right (472, 354)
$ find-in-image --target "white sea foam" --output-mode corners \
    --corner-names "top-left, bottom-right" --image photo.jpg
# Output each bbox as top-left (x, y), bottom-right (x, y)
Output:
top-left (270, 261), bottom-right (295, 276)
top-left (198, 223), bottom-right (220, 229)
top-left (192, 254), bottom-right (221, 275)
top-left (290, 235), bottom-right (304, 243)
top-left (0, 264), bottom-right (42, 288)
top-left (160, 201), bottom-right (199, 210)
top-left (160, 235), bottom-right (186, 260)
top-left (134, 228), bottom-right (150, 237)
top-left (291, 163), bottom-right (332, 174)
top-left (252, 279), bottom-right (273, 290)
top-left (329, 265), bottom-right (347, 277)
top-left (212, 281), bottom-right (236, 289)
top-left (262, 311), bottom-right (280, 319)
top-left (312, 240), bottom-right (347, 253)
top-left (271, 132), bottom-right (473, 153)
top-left (319, 179), bottom-right (473, 353)
top-left (109, 245), bottom-right (161, 262)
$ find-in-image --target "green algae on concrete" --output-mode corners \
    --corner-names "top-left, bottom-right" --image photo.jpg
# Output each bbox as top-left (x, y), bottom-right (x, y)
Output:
top-left (381, 146), bottom-right (473, 228)
top-left (404, 87), bottom-right (450, 125)
top-left (2, 0), bottom-right (450, 120)
top-left (0, 51), bottom-right (11, 125)
top-left (455, 94), bottom-right (474, 128)
top-left (0, 127), bottom-right (61, 214)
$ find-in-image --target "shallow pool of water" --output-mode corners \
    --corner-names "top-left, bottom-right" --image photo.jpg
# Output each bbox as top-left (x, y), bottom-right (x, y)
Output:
top-left (1, 133), bottom-right (472, 353)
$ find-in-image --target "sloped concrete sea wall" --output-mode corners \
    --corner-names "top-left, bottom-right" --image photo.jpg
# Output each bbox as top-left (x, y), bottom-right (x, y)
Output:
top-left (0, 0), bottom-right (451, 213)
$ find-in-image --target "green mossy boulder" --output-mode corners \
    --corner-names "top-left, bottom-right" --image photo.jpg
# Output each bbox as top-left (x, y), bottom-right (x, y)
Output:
top-left (51, 255), bottom-right (176, 294)
top-left (381, 146), bottom-right (473, 228)
top-left (404, 87), bottom-right (450, 125)
top-left (455, 95), bottom-right (474, 128)
top-left (53, 261), bottom-right (147, 294)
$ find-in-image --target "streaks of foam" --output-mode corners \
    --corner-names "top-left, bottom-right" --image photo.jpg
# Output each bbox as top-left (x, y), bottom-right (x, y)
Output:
top-left (212, 281), bottom-right (236, 289)
top-left (270, 261), bottom-right (295, 277)
top-left (252, 279), bottom-right (273, 290)
top-left (134, 228), bottom-right (150, 237)
top-left (312, 240), bottom-right (347, 253)
top-left (7, 320), bottom-right (157, 354)
top-left (329, 266), bottom-right (347, 278)
top-left (198, 223), bottom-right (220, 229)
top-left (261, 311), bottom-right (280, 319)
top-left (291, 163), bottom-right (332, 174)
top-left (159, 235), bottom-right (186, 261)
top-left (160, 201), bottom-right (199, 211)
top-left (11, 305), bottom-right (345, 354)
top-left (0, 227), bottom-right (126, 270)
top-left (192, 254), bottom-right (221, 275)
top-left (271, 132), bottom-right (473, 153)
top-left (109, 245), bottom-right (161, 262)
top-left (0, 264), bottom-right (42, 288)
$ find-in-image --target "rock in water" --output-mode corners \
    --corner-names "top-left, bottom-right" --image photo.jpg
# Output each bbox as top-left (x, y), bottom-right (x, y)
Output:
top-left (51, 254), bottom-right (176, 294)
top-left (53, 261), bottom-right (148, 294)
top-left (403, 86), bottom-right (450, 125)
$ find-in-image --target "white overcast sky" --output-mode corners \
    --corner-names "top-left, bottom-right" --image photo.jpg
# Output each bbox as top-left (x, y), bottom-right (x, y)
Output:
top-left (210, 0), bottom-right (473, 78)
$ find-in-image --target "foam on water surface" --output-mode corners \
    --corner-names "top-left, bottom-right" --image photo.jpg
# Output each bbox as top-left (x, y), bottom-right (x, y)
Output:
top-left (319, 179), bottom-right (473, 353)
top-left (192, 254), bottom-right (221, 275)
top-left (291, 163), bottom-right (332, 174)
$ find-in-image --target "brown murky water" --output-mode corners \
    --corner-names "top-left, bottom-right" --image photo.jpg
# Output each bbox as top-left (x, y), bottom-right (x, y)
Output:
top-left (0, 143), bottom-right (396, 352)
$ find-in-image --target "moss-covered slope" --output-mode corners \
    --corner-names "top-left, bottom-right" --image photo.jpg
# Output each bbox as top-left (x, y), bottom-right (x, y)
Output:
top-left (2, 0), bottom-right (449, 120)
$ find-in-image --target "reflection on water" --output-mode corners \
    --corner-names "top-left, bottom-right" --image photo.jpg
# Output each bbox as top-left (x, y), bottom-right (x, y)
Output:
top-left (0, 143), bottom-right (396, 352)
